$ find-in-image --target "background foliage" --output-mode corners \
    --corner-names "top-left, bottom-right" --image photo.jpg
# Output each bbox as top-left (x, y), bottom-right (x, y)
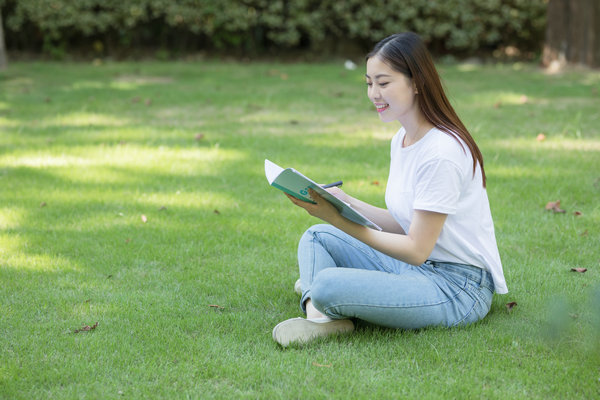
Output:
top-left (0, 0), bottom-right (548, 58)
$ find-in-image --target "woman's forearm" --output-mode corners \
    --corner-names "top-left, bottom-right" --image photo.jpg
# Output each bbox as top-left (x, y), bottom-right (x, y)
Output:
top-left (288, 189), bottom-right (443, 265)
top-left (330, 215), bottom-right (422, 264)
top-left (346, 197), bottom-right (405, 234)
top-left (328, 209), bottom-right (446, 266)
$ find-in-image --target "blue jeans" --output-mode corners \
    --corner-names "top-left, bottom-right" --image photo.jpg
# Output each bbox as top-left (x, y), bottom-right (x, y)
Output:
top-left (298, 224), bottom-right (494, 329)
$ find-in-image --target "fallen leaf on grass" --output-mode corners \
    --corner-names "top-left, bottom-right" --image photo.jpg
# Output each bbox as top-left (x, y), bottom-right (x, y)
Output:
top-left (580, 230), bottom-right (588, 237)
top-left (144, 99), bottom-right (152, 106)
top-left (371, 181), bottom-right (380, 186)
top-left (195, 133), bottom-right (205, 141)
top-left (573, 211), bottom-right (582, 216)
top-left (124, 238), bottom-right (131, 243)
top-left (545, 200), bottom-right (565, 213)
top-left (266, 69), bottom-right (289, 80)
top-left (158, 206), bottom-right (167, 211)
top-left (506, 302), bottom-right (517, 312)
top-left (208, 304), bottom-right (224, 309)
top-left (494, 101), bottom-right (502, 108)
top-left (74, 321), bottom-right (98, 333)
top-left (141, 214), bottom-right (148, 223)
top-left (312, 362), bottom-right (332, 368)
top-left (40, 202), bottom-right (47, 208)
top-left (213, 209), bottom-right (220, 215)
top-left (570, 268), bottom-right (587, 273)
top-left (536, 133), bottom-right (546, 142)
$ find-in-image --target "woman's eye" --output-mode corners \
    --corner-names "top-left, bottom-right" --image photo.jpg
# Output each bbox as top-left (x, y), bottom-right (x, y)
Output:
top-left (379, 82), bottom-right (389, 87)
top-left (366, 82), bottom-right (373, 87)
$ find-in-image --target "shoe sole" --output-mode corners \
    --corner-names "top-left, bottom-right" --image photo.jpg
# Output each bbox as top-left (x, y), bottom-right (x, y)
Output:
top-left (294, 279), bottom-right (302, 295)
top-left (272, 318), bottom-right (354, 347)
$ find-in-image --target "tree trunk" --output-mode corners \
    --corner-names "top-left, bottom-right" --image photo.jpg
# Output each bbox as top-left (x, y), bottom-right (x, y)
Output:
top-left (0, 7), bottom-right (7, 70)
top-left (542, 0), bottom-right (600, 69)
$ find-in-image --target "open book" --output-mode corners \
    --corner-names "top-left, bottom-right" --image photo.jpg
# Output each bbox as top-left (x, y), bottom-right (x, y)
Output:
top-left (265, 159), bottom-right (382, 230)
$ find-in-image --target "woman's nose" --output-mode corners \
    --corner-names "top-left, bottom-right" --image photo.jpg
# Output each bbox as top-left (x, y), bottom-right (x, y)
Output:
top-left (369, 86), bottom-right (381, 100)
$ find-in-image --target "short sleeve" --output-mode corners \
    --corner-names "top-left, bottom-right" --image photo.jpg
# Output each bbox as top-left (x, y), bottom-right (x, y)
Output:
top-left (413, 159), bottom-right (464, 214)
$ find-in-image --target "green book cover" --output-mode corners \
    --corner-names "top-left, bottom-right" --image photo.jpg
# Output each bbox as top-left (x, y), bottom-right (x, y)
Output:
top-left (265, 159), bottom-right (382, 231)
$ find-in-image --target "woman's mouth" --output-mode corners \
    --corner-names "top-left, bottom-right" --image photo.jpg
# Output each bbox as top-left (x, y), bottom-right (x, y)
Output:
top-left (375, 103), bottom-right (389, 113)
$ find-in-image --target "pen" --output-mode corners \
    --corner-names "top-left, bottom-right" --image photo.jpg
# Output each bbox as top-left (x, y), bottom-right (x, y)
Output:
top-left (321, 180), bottom-right (343, 189)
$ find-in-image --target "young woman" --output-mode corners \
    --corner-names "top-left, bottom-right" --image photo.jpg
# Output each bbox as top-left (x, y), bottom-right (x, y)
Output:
top-left (272, 32), bottom-right (507, 347)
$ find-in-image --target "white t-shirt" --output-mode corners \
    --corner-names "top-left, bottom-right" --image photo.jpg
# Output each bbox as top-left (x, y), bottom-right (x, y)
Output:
top-left (385, 127), bottom-right (508, 294)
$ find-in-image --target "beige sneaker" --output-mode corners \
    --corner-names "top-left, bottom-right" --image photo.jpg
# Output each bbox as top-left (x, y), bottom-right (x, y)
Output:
top-left (294, 279), bottom-right (302, 295)
top-left (272, 317), bottom-right (354, 347)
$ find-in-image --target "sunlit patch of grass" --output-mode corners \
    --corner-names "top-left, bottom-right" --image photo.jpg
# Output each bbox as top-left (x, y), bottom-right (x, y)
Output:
top-left (0, 153), bottom-right (97, 168)
top-left (0, 143), bottom-right (245, 170)
top-left (0, 207), bottom-right (25, 230)
top-left (40, 112), bottom-right (131, 128)
top-left (486, 164), bottom-right (547, 179)
top-left (489, 137), bottom-right (600, 151)
top-left (0, 116), bottom-right (19, 127)
top-left (0, 234), bottom-right (80, 273)
top-left (112, 75), bottom-right (174, 85)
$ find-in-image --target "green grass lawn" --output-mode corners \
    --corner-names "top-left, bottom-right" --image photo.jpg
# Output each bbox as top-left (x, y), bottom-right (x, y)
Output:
top-left (1, 59), bottom-right (599, 399)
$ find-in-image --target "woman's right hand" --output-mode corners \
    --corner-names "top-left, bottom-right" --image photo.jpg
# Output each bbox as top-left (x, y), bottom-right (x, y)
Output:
top-left (325, 186), bottom-right (352, 204)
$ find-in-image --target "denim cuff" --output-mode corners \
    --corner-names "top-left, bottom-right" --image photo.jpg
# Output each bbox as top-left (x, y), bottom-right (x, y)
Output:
top-left (299, 290), bottom-right (311, 314)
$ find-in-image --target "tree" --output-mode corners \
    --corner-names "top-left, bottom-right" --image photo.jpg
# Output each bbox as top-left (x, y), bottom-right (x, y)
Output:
top-left (0, 6), bottom-right (7, 70)
top-left (542, 0), bottom-right (600, 69)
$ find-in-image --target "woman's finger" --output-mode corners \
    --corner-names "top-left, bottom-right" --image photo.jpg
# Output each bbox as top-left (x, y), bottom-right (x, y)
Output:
top-left (308, 188), bottom-right (323, 203)
top-left (286, 193), bottom-right (311, 210)
top-left (285, 193), bottom-right (299, 205)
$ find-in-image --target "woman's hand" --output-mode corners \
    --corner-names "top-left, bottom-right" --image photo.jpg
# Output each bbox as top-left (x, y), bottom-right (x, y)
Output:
top-left (324, 186), bottom-right (351, 203)
top-left (285, 189), bottom-right (342, 225)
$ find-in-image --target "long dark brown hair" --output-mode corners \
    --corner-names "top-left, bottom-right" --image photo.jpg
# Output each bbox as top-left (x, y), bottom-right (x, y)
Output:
top-left (367, 32), bottom-right (486, 187)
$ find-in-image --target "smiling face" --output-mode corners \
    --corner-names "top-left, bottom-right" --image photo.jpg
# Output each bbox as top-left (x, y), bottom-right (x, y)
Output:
top-left (366, 56), bottom-right (418, 123)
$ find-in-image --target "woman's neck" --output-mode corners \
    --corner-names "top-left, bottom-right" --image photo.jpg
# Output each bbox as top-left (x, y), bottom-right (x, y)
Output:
top-left (401, 115), bottom-right (434, 147)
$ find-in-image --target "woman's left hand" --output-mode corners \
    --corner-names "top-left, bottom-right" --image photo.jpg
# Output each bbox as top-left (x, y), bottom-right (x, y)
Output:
top-left (285, 189), bottom-right (341, 224)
